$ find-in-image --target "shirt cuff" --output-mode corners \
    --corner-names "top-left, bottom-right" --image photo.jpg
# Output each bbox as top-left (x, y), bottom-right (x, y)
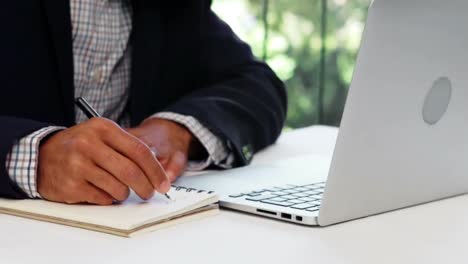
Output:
top-left (151, 112), bottom-right (235, 170)
top-left (5, 126), bottom-right (65, 198)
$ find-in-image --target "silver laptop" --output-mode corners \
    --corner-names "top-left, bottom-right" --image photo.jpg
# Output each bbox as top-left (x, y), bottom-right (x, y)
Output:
top-left (176, 0), bottom-right (468, 226)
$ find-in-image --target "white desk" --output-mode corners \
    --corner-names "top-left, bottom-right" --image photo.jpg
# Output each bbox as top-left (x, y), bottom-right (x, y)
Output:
top-left (1, 126), bottom-right (468, 264)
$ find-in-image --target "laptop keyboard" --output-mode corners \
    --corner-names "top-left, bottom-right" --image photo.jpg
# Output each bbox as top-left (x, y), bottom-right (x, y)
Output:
top-left (228, 182), bottom-right (325, 212)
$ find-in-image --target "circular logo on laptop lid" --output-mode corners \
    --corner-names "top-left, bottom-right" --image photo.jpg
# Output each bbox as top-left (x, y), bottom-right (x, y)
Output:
top-left (422, 77), bottom-right (452, 125)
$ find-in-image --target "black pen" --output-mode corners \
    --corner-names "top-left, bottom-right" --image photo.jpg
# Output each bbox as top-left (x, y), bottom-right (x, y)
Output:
top-left (75, 97), bottom-right (172, 201)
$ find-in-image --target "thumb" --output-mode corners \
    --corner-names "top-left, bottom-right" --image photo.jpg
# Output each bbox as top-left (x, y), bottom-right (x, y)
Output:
top-left (124, 127), bottom-right (138, 135)
top-left (165, 151), bottom-right (188, 182)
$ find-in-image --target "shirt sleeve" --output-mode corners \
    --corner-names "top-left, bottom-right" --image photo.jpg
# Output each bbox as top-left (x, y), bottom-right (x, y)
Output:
top-left (5, 126), bottom-right (65, 198)
top-left (152, 112), bottom-right (235, 171)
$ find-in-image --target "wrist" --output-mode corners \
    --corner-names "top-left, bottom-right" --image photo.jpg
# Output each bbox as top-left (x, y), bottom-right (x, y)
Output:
top-left (37, 129), bottom-right (63, 197)
top-left (141, 118), bottom-right (207, 160)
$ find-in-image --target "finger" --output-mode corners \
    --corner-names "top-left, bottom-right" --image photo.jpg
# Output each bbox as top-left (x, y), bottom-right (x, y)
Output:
top-left (101, 127), bottom-right (170, 193)
top-left (91, 143), bottom-right (155, 200)
top-left (165, 151), bottom-right (188, 182)
top-left (157, 156), bottom-right (171, 170)
top-left (80, 184), bottom-right (114, 205)
top-left (85, 165), bottom-right (130, 202)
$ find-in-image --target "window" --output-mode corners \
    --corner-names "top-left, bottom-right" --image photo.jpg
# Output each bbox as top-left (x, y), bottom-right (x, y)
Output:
top-left (213, 0), bottom-right (371, 128)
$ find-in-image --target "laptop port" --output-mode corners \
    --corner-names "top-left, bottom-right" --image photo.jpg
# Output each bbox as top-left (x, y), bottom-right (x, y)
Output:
top-left (296, 216), bottom-right (303, 222)
top-left (281, 213), bottom-right (292, 220)
top-left (256, 209), bottom-right (277, 216)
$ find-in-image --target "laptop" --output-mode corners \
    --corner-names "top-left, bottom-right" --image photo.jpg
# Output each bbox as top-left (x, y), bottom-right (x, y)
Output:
top-left (176, 0), bottom-right (468, 226)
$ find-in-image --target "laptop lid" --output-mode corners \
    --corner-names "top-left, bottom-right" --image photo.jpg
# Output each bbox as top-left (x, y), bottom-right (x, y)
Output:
top-left (318, 0), bottom-right (468, 226)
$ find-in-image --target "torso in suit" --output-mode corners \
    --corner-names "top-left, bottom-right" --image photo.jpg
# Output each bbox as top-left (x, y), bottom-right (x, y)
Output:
top-left (0, 0), bottom-right (287, 198)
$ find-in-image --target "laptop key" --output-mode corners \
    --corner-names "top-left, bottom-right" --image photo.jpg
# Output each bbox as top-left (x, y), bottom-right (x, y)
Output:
top-left (261, 200), bottom-right (295, 207)
top-left (280, 195), bottom-right (297, 200)
top-left (308, 186), bottom-right (323, 191)
top-left (288, 199), bottom-right (306, 204)
top-left (291, 203), bottom-right (318, 210)
top-left (268, 197), bottom-right (288, 202)
top-left (271, 191), bottom-right (289, 196)
top-left (247, 192), bottom-right (262, 197)
top-left (281, 187), bottom-right (297, 191)
top-left (310, 194), bottom-right (323, 200)
top-left (288, 190), bottom-right (303, 194)
top-left (292, 193), bottom-right (310, 198)
top-left (251, 189), bottom-right (267, 194)
top-left (298, 197), bottom-right (317, 202)
top-left (246, 194), bottom-right (278, 202)
top-left (306, 207), bottom-right (320, 212)
top-left (229, 193), bottom-right (246, 198)
top-left (293, 187), bottom-right (309, 192)
top-left (300, 185), bottom-right (316, 190)
top-left (304, 190), bottom-right (321, 195)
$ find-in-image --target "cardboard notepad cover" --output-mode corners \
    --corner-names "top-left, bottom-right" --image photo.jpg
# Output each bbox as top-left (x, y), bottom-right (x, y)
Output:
top-left (0, 187), bottom-right (219, 237)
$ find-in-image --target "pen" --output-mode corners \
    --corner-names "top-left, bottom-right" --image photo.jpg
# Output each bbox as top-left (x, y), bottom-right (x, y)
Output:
top-left (75, 97), bottom-right (172, 201)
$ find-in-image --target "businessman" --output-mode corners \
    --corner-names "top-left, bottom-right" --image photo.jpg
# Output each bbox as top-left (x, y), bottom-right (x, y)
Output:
top-left (0, 1), bottom-right (286, 205)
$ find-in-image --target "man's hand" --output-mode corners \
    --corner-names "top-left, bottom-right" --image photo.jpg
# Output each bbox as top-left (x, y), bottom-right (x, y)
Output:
top-left (127, 118), bottom-right (206, 182)
top-left (37, 118), bottom-right (171, 205)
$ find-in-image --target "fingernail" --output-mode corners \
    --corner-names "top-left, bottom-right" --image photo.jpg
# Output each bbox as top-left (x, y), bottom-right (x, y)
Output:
top-left (160, 180), bottom-right (171, 193)
top-left (150, 147), bottom-right (158, 157)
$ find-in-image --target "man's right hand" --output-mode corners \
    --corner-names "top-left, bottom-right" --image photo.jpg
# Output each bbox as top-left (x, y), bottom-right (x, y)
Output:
top-left (37, 118), bottom-right (171, 205)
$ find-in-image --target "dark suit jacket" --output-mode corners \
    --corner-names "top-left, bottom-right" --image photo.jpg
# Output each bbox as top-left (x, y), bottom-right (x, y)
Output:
top-left (0, 0), bottom-right (287, 199)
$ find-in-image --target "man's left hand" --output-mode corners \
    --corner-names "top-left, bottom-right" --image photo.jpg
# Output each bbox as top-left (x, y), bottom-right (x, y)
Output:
top-left (127, 118), bottom-right (206, 182)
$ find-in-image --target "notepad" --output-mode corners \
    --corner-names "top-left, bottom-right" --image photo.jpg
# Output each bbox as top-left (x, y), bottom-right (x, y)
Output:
top-left (0, 186), bottom-right (219, 237)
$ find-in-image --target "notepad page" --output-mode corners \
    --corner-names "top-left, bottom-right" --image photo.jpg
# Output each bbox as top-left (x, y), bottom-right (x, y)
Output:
top-left (0, 188), bottom-right (218, 231)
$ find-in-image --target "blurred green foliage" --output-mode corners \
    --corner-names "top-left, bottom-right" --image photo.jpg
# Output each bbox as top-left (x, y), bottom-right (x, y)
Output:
top-left (213, 0), bottom-right (371, 128)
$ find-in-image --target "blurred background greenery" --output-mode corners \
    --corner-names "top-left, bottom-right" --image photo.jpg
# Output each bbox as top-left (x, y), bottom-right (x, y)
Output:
top-left (213, 0), bottom-right (371, 128)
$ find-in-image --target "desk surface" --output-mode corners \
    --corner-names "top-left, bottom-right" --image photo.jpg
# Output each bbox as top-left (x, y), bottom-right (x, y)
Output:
top-left (1, 126), bottom-right (467, 264)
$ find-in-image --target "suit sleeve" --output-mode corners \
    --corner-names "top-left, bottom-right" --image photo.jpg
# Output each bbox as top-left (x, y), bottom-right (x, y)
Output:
top-left (164, 2), bottom-right (287, 167)
top-left (0, 116), bottom-right (50, 198)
